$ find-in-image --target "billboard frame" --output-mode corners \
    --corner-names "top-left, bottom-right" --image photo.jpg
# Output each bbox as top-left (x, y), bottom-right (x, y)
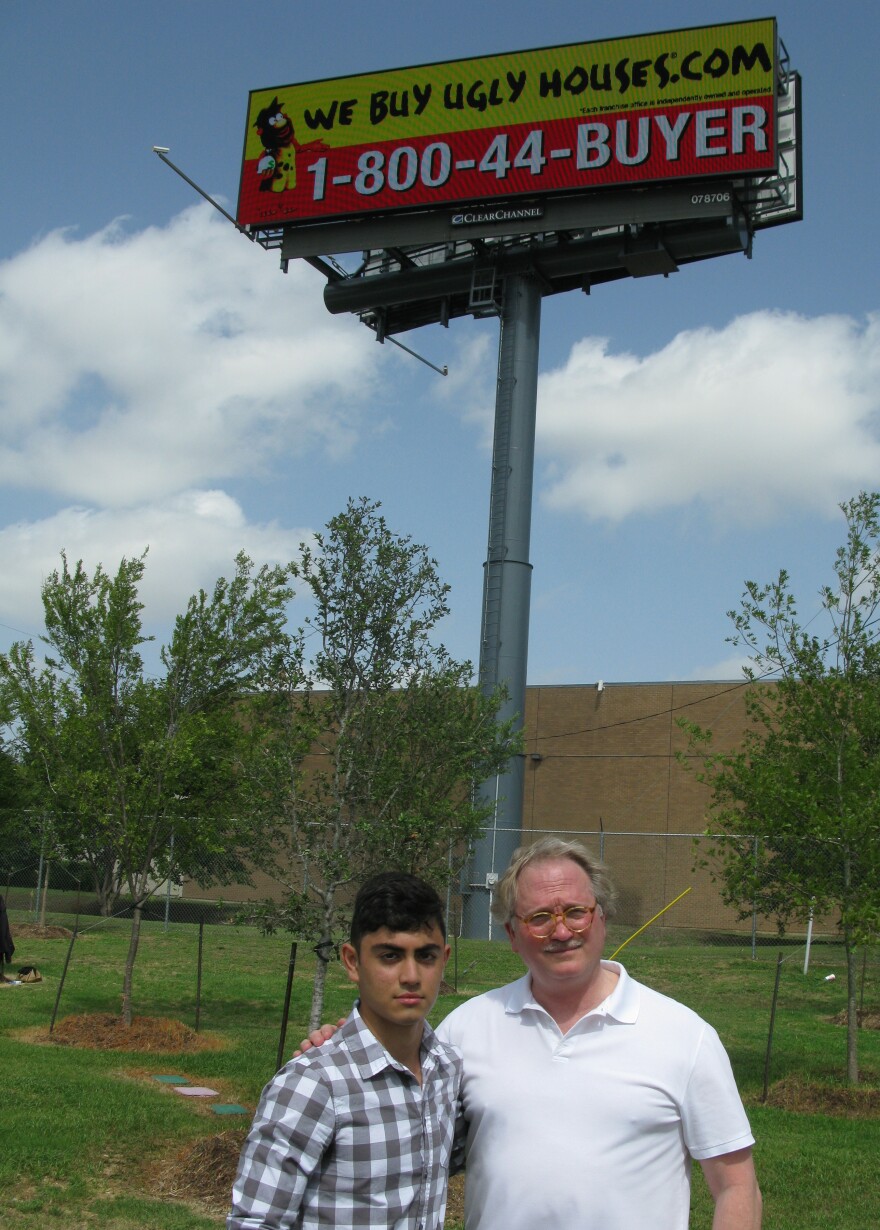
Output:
top-left (240, 18), bottom-right (786, 252)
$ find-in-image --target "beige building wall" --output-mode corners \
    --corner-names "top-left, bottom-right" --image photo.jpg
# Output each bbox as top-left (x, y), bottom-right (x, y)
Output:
top-left (188, 680), bottom-right (779, 934)
top-left (522, 680), bottom-right (749, 834)
top-left (520, 681), bottom-right (759, 931)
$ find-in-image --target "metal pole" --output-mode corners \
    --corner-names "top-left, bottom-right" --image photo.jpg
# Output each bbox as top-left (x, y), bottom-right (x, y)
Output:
top-left (276, 942), bottom-right (299, 1072)
top-left (194, 918), bottom-right (204, 1033)
top-left (463, 272), bottom-right (541, 938)
top-left (762, 951), bottom-right (784, 1102)
top-left (50, 922), bottom-right (79, 1033)
top-left (164, 830), bottom-right (174, 933)
top-left (751, 837), bottom-right (759, 961)
top-left (34, 824), bottom-right (45, 923)
top-left (803, 906), bottom-right (814, 975)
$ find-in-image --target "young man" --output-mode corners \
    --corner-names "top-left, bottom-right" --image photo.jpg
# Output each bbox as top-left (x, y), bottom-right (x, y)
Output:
top-left (228, 871), bottom-right (462, 1230)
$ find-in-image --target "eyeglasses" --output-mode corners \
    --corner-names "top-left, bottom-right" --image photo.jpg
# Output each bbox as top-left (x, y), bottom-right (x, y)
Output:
top-left (515, 904), bottom-right (599, 938)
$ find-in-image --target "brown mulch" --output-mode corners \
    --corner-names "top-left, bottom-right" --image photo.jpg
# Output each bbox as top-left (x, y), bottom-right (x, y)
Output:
top-left (151, 1128), bottom-right (248, 1211)
top-left (149, 1131), bottom-right (467, 1220)
top-left (10, 923), bottom-right (73, 939)
top-left (830, 1008), bottom-right (880, 1030)
top-left (28, 1013), bottom-right (224, 1052)
top-left (446, 1173), bottom-right (465, 1224)
top-left (759, 1075), bottom-right (880, 1117)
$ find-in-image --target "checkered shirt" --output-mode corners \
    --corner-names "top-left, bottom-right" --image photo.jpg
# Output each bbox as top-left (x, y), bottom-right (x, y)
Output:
top-left (228, 1004), bottom-right (463, 1229)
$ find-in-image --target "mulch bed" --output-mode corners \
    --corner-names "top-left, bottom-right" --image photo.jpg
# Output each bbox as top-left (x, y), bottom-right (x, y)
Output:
top-left (150, 1130), bottom-right (467, 1219)
top-left (759, 1075), bottom-right (880, 1116)
top-left (830, 1008), bottom-right (880, 1030)
top-left (34, 1013), bottom-right (224, 1052)
top-left (10, 923), bottom-right (73, 939)
top-left (151, 1128), bottom-right (248, 1211)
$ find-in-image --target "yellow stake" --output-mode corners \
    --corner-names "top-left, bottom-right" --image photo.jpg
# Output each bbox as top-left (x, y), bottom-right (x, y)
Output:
top-left (608, 886), bottom-right (693, 960)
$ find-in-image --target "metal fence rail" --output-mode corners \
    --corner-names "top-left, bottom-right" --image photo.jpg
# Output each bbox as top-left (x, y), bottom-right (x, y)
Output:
top-left (3, 828), bottom-right (871, 965)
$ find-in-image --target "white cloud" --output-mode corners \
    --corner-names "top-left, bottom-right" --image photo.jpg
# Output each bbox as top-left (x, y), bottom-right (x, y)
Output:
top-left (0, 204), bottom-right (378, 506)
top-left (536, 311), bottom-right (880, 522)
top-left (0, 491), bottom-right (313, 639)
top-left (435, 329), bottom-right (495, 442)
top-left (685, 652), bottom-right (754, 682)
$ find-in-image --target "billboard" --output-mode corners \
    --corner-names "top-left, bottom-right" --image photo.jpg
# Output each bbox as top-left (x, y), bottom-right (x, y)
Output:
top-left (238, 19), bottom-right (778, 231)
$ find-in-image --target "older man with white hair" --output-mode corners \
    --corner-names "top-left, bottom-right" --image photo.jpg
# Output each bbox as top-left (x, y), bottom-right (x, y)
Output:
top-left (435, 837), bottom-right (761, 1230)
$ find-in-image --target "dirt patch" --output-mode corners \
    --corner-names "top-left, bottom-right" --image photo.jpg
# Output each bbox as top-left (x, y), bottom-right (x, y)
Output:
top-left (22, 1013), bottom-right (225, 1052)
top-left (446, 1172), bottom-right (465, 1225)
top-left (148, 1130), bottom-right (467, 1222)
top-left (9, 923), bottom-right (72, 939)
top-left (150, 1128), bottom-right (247, 1211)
top-left (830, 1008), bottom-right (880, 1030)
top-left (759, 1075), bottom-right (880, 1117)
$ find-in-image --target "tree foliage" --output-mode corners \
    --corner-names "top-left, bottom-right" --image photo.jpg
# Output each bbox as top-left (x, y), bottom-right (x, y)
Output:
top-left (0, 550), bottom-right (298, 1023)
top-left (254, 498), bottom-right (519, 1028)
top-left (0, 744), bottom-right (29, 849)
top-left (682, 493), bottom-right (880, 1083)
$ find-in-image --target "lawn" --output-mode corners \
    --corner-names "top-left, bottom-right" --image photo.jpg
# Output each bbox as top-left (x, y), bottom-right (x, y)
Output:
top-left (2, 907), bottom-right (878, 1229)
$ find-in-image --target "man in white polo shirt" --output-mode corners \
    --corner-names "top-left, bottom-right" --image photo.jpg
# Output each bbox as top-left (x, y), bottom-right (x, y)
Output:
top-left (435, 837), bottom-right (761, 1230)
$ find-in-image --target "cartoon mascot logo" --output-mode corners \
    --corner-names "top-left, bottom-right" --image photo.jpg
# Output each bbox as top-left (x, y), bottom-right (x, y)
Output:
top-left (253, 97), bottom-right (329, 195)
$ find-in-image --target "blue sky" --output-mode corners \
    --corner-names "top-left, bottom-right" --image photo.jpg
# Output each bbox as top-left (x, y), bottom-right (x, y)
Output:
top-left (1, 1), bottom-right (878, 685)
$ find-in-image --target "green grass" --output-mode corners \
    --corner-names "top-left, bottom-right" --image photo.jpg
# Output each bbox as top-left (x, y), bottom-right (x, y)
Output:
top-left (2, 909), bottom-right (878, 1229)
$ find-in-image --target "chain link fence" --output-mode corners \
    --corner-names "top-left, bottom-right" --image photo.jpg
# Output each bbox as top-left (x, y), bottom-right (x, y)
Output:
top-left (3, 827), bottom-right (875, 968)
top-left (503, 827), bottom-right (879, 970)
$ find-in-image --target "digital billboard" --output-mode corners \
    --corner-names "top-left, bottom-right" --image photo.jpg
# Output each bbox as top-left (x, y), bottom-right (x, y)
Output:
top-left (237, 19), bottom-right (778, 231)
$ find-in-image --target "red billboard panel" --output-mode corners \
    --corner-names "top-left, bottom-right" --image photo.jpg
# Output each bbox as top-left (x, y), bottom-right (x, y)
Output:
top-left (238, 19), bottom-right (777, 230)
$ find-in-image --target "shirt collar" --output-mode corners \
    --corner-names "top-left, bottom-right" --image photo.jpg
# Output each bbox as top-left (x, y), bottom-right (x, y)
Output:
top-left (505, 961), bottom-right (640, 1025)
top-left (342, 1002), bottom-right (451, 1079)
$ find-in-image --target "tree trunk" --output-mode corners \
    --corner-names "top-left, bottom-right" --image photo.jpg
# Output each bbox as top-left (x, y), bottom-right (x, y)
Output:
top-left (309, 932), bottom-right (333, 1032)
top-left (96, 854), bottom-right (120, 917)
top-left (121, 903), bottom-right (143, 1027)
top-left (844, 927), bottom-right (859, 1085)
top-left (39, 861), bottom-right (50, 926)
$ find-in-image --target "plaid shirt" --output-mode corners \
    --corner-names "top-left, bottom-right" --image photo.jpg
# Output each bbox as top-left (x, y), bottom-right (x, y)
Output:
top-left (228, 1005), bottom-right (463, 1229)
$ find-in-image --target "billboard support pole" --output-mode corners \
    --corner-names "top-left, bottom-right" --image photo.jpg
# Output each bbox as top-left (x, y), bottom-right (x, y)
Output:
top-left (463, 271), bottom-right (541, 939)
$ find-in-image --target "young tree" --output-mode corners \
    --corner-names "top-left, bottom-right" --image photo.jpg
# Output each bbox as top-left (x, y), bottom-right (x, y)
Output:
top-left (256, 498), bottom-right (519, 1028)
top-left (683, 493), bottom-right (880, 1083)
top-left (0, 550), bottom-right (300, 1024)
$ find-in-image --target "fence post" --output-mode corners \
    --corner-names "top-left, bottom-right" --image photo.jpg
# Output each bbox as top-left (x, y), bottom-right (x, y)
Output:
top-left (194, 918), bottom-right (205, 1032)
top-left (750, 837), bottom-right (759, 960)
top-left (164, 830), bottom-right (175, 933)
top-left (276, 942), bottom-right (299, 1072)
top-left (34, 831), bottom-right (45, 924)
top-left (803, 905), bottom-right (814, 974)
top-left (50, 922), bottom-right (79, 1033)
top-left (762, 951), bottom-right (784, 1102)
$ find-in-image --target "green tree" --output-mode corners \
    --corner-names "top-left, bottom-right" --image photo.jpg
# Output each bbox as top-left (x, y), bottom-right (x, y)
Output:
top-left (256, 498), bottom-right (519, 1028)
top-left (0, 550), bottom-right (299, 1024)
top-left (683, 492), bottom-right (880, 1083)
top-left (0, 744), bottom-right (31, 856)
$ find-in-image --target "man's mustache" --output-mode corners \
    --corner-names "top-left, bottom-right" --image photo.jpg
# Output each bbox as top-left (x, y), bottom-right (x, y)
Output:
top-left (542, 937), bottom-right (584, 953)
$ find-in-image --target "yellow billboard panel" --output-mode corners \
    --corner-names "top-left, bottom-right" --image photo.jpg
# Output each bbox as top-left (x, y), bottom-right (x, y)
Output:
top-left (238, 19), bottom-right (777, 229)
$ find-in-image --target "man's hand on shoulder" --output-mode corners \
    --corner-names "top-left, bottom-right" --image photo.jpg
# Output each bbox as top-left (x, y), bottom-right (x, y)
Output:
top-left (291, 1018), bottom-right (346, 1058)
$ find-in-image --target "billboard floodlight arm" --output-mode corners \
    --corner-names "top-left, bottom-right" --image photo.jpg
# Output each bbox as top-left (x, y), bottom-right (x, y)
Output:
top-left (380, 331), bottom-right (448, 378)
top-left (151, 147), bottom-right (252, 239)
top-left (300, 255), bottom-right (347, 282)
top-left (361, 315), bottom-right (448, 377)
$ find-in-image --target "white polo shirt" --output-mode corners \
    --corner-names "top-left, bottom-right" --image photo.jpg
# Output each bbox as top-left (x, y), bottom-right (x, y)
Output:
top-left (436, 961), bottom-right (754, 1230)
